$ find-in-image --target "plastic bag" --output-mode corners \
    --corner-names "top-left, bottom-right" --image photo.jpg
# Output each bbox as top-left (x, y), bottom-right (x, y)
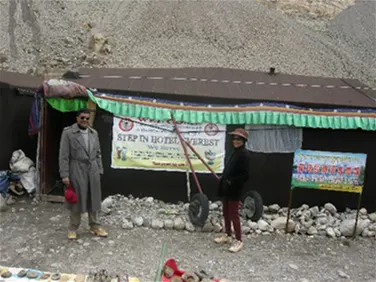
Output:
top-left (9, 150), bottom-right (36, 194)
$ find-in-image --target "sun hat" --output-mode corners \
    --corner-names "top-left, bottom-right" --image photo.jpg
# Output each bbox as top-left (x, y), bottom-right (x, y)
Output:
top-left (229, 128), bottom-right (248, 141)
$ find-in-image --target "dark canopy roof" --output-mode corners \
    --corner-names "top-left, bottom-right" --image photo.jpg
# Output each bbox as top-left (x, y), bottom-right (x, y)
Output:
top-left (1, 68), bottom-right (375, 108)
top-left (75, 67), bottom-right (376, 109)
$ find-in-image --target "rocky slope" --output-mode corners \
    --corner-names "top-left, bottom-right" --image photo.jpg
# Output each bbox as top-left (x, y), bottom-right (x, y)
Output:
top-left (257, 0), bottom-right (355, 20)
top-left (0, 0), bottom-right (375, 89)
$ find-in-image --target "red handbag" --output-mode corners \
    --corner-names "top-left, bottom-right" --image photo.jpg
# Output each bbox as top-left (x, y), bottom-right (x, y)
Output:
top-left (65, 184), bottom-right (78, 204)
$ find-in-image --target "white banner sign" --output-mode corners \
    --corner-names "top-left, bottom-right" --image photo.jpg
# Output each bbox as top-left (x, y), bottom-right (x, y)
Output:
top-left (111, 117), bottom-right (226, 173)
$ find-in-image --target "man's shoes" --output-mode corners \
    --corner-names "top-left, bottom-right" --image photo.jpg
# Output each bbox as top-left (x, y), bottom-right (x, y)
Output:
top-left (89, 227), bottom-right (108, 237)
top-left (228, 240), bottom-right (243, 253)
top-left (214, 235), bottom-right (232, 244)
top-left (68, 230), bottom-right (77, 240)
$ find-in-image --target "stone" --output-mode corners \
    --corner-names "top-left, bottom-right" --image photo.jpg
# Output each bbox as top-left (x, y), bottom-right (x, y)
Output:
top-left (185, 222), bottom-right (195, 232)
top-left (302, 219), bottom-right (314, 229)
top-left (50, 215), bottom-right (61, 222)
top-left (173, 217), bottom-right (185, 230)
top-left (301, 210), bottom-right (312, 219)
top-left (102, 196), bottom-right (114, 209)
top-left (121, 220), bottom-right (133, 230)
top-left (359, 208), bottom-right (367, 215)
top-left (289, 264), bottom-right (299, 270)
top-left (317, 217), bottom-right (328, 225)
top-left (369, 212), bottom-right (376, 222)
top-left (339, 219), bottom-right (370, 237)
top-left (271, 217), bottom-right (296, 233)
top-left (307, 226), bottom-right (318, 235)
top-left (268, 204), bottom-right (280, 213)
top-left (248, 221), bottom-right (258, 230)
top-left (368, 223), bottom-right (376, 231)
top-left (209, 203), bottom-right (219, 210)
top-left (242, 226), bottom-right (251, 234)
top-left (164, 219), bottom-right (174, 229)
top-left (143, 218), bottom-right (150, 228)
top-left (6, 196), bottom-right (16, 205)
top-left (326, 227), bottom-right (336, 238)
top-left (132, 216), bottom-right (144, 227)
top-left (324, 203), bottom-right (337, 215)
top-left (309, 206), bottom-right (319, 217)
top-left (361, 228), bottom-right (375, 237)
top-left (151, 219), bottom-right (164, 229)
top-left (202, 222), bottom-right (214, 232)
top-left (257, 219), bottom-right (270, 231)
top-left (337, 270), bottom-right (349, 279)
top-left (213, 223), bottom-right (222, 233)
top-left (145, 197), bottom-right (154, 204)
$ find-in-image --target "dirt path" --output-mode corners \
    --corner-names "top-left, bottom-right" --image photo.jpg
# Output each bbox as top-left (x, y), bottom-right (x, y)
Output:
top-left (0, 201), bottom-right (375, 282)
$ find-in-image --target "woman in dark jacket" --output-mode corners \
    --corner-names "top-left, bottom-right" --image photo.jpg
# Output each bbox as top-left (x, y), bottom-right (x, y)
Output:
top-left (215, 128), bottom-right (250, 253)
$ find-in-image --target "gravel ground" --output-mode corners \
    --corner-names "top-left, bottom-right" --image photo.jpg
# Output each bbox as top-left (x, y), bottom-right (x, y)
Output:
top-left (0, 0), bottom-right (375, 89)
top-left (1, 200), bottom-right (375, 282)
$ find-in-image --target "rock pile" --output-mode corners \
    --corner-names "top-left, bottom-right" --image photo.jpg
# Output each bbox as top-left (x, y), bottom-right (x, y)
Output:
top-left (257, 0), bottom-right (354, 20)
top-left (0, 0), bottom-right (375, 89)
top-left (101, 195), bottom-right (376, 239)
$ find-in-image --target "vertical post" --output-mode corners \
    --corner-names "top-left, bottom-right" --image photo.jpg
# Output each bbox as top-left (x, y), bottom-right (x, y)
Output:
top-left (285, 188), bottom-right (293, 233)
top-left (171, 113), bottom-right (203, 194)
top-left (352, 192), bottom-right (362, 239)
top-left (88, 98), bottom-right (97, 127)
top-left (40, 98), bottom-right (47, 194)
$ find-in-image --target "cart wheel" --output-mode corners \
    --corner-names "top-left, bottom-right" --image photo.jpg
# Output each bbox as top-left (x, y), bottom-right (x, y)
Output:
top-left (242, 190), bottom-right (263, 221)
top-left (188, 193), bottom-right (209, 228)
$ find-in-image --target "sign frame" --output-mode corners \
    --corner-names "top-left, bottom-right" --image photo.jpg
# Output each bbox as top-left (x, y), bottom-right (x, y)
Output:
top-left (285, 149), bottom-right (367, 239)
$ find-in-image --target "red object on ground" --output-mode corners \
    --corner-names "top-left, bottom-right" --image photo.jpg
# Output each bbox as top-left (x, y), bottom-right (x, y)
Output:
top-left (65, 184), bottom-right (78, 204)
top-left (161, 258), bottom-right (220, 282)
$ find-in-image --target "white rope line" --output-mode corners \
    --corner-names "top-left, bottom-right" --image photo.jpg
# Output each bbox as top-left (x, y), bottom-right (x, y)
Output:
top-left (78, 74), bottom-right (374, 90)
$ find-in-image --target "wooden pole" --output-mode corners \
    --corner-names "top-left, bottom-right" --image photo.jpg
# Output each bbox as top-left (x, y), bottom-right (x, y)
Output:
top-left (285, 188), bottom-right (293, 233)
top-left (87, 98), bottom-right (97, 127)
top-left (352, 192), bottom-right (362, 239)
top-left (171, 113), bottom-right (203, 194)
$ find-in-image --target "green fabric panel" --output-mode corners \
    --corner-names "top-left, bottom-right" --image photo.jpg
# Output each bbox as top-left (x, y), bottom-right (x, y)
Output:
top-left (86, 90), bottom-right (376, 131)
top-left (46, 98), bottom-right (88, 112)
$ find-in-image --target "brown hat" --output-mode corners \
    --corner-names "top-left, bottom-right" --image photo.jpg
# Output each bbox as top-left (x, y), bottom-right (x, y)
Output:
top-left (229, 128), bottom-right (248, 141)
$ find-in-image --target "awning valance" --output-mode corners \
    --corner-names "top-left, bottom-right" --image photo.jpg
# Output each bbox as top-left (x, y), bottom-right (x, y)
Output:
top-left (44, 90), bottom-right (376, 131)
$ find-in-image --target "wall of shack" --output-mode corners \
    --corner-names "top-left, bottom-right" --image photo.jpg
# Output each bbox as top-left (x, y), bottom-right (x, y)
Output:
top-left (0, 83), bottom-right (37, 170)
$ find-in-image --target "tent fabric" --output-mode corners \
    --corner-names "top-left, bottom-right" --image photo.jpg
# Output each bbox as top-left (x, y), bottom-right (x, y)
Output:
top-left (30, 85), bottom-right (376, 132)
top-left (46, 98), bottom-right (88, 112)
top-left (86, 91), bottom-right (376, 131)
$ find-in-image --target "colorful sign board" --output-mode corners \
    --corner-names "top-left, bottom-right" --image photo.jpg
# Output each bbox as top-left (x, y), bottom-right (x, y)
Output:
top-left (111, 117), bottom-right (226, 173)
top-left (291, 149), bottom-right (367, 193)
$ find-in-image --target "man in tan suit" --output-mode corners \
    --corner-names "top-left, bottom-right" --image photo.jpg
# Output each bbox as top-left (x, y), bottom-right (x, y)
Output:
top-left (59, 108), bottom-right (107, 240)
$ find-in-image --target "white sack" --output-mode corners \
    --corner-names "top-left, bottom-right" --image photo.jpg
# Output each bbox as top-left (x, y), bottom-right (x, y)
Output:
top-left (9, 149), bottom-right (36, 194)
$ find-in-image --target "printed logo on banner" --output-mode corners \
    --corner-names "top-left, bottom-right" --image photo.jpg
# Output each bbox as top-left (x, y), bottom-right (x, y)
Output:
top-left (111, 117), bottom-right (226, 173)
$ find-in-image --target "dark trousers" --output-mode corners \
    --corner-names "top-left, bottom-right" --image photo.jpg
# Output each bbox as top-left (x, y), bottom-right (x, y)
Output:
top-left (222, 200), bottom-right (242, 241)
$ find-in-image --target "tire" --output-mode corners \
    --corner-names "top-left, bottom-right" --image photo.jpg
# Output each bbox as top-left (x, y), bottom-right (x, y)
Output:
top-left (188, 193), bottom-right (209, 228)
top-left (242, 190), bottom-right (263, 221)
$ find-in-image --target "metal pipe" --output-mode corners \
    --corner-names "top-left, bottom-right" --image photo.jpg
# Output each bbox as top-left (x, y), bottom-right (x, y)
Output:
top-left (171, 114), bottom-right (203, 194)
